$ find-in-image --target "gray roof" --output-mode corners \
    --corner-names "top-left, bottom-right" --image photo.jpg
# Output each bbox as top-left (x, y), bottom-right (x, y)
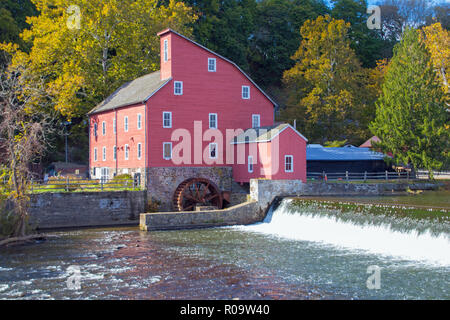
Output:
top-left (88, 71), bottom-right (170, 115)
top-left (307, 144), bottom-right (386, 161)
top-left (232, 123), bottom-right (308, 144)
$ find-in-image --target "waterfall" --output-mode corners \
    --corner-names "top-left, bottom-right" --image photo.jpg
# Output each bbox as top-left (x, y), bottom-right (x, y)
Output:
top-left (239, 199), bottom-right (450, 266)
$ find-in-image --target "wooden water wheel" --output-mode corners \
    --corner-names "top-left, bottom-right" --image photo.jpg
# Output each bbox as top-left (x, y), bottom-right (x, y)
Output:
top-left (172, 178), bottom-right (223, 211)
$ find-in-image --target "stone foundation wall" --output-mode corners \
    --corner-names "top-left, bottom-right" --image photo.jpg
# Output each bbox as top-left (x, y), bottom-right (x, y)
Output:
top-left (250, 179), bottom-right (440, 211)
top-left (146, 167), bottom-right (233, 211)
top-left (29, 190), bottom-right (146, 230)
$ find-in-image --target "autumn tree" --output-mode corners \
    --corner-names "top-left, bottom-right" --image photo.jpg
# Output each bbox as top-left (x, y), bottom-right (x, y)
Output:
top-left (282, 15), bottom-right (373, 144)
top-left (4, 0), bottom-right (197, 119)
top-left (370, 28), bottom-right (449, 177)
top-left (420, 23), bottom-right (449, 95)
top-left (0, 61), bottom-right (54, 238)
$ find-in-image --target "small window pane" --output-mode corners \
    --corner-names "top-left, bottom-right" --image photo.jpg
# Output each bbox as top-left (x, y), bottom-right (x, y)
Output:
top-left (137, 114), bottom-right (142, 130)
top-left (163, 143), bottom-right (172, 160)
top-left (102, 122), bottom-right (106, 135)
top-left (252, 114), bottom-right (260, 128)
top-left (242, 86), bottom-right (250, 99)
top-left (164, 39), bottom-right (168, 62)
top-left (163, 112), bottom-right (172, 128)
top-left (125, 145), bottom-right (129, 160)
top-left (209, 113), bottom-right (217, 129)
top-left (248, 156), bottom-right (253, 173)
top-left (124, 117), bottom-right (128, 132)
top-left (137, 143), bottom-right (142, 159)
top-left (208, 58), bottom-right (216, 72)
top-left (285, 156), bottom-right (293, 172)
top-left (174, 81), bottom-right (183, 95)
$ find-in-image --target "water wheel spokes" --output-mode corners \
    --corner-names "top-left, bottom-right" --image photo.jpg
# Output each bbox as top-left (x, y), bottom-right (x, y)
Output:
top-left (172, 178), bottom-right (223, 212)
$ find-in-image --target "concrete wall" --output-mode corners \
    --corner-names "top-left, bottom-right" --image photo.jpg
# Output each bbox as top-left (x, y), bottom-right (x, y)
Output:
top-left (140, 201), bottom-right (263, 231)
top-left (147, 166), bottom-right (233, 211)
top-left (29, 190), bottom-right (146, 230)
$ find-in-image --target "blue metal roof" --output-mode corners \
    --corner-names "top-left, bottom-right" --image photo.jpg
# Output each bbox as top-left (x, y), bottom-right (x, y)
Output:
top-left (306, 144), bottom-right (386, 161)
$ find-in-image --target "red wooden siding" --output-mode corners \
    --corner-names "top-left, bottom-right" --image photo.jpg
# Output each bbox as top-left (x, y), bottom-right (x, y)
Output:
top-left (147, 31), bottom-right (274, 167)
top-left (90, 104), bottom-right (146, 171)
top-left (232, 127), bottom-right (307, 183)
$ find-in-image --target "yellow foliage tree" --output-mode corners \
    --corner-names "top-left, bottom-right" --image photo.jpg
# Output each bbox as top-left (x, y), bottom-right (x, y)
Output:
top-left (420, 23), bottom-right (449, 96)
top-left (1, 0), bottom-right (197, 118)
top-left (282, 15), bottom-right (374, 144)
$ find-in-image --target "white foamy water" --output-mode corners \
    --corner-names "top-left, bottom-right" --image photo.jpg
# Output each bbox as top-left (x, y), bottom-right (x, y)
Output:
top-left (238, 200), bottom-right (450, 266)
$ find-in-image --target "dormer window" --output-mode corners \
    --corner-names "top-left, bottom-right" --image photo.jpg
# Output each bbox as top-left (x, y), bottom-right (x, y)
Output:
top-left (164, 39), bottom-right (168, 62)
top-left (174, 81), bottom-right (183, 95)
top-left (242, 86), bottom-right (250, 99)
top-left (208, 58), bottom-right (216, 72)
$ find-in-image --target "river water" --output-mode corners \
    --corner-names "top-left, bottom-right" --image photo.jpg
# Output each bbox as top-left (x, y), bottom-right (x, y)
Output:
top-left (0, 197), bottom-right (449, 300)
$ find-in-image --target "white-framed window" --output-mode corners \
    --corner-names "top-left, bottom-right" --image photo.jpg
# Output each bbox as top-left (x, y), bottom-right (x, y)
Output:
top-left (137, 114), bottom-right (142, 130)
top-left (94, 147), bottom-right (98, 162)
top-left (164, 39), bottom-right (168, 62)
top-left (248, 156), bottom-right (254, 173)
top-left (137, 143), bottom-right (142, 160)
top-left (174, 81), bottom-right (183, 95)
top-left (102, 121), bottom-right (106, 136)
top-left (252, 114), bottom-right (260, 128)
top-left (113, 146), bottom-right (117, 161)
top-left (163, 142), bottom-right (172, 160)
top-left (285, 155), bottom-right (293, 173)
top-left (124, 116), bottom-right (129, 132)
top-left (113, 118), bottom-right (116, 134)
top-left (163, 111), bottom-right (172, 128)
top-left (242, 86), bottom-right (250, 99)
top-left (124, 144), bottom-right (129, 160)
top-left (209, 113), bottom-right (218, 129)
top-left (102, 146), bottom-right (106, 161)
top-left (209, 143), bottom-right (217, 159)
top-left (208, 58), bottom-right (216, 72)
top-left (93, 123), bottom-right (98, 137)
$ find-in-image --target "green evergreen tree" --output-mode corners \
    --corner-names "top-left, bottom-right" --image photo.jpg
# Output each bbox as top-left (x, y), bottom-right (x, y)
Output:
top-left (370, 28), bottom-right (449, 178)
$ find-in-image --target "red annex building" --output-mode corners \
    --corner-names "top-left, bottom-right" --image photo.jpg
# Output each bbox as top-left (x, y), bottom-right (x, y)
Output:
top-left (88, 29), bottom-right (307, 211)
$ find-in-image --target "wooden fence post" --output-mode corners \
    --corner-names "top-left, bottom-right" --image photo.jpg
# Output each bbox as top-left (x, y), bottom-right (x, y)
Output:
top-left (385, 170), bottom-right (388, 181)
top-left (346, 171), bottom-right (349, 181)
top-left (364, 171), bottom-right (367, 181)
top-left (66, 176), bottom-right (69, 192)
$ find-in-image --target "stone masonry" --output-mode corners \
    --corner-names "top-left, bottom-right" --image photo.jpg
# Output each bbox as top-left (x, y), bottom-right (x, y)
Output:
top-left (146, 166), bottom-right (233, 211)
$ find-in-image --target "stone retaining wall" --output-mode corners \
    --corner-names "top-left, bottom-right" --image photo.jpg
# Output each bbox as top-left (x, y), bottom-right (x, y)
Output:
top-left (250, 179), bottom-right (440, 211)
top-left (29, 190), bottom-right (146, 230)
top-left (140, 201), bottom-right (263, 231)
